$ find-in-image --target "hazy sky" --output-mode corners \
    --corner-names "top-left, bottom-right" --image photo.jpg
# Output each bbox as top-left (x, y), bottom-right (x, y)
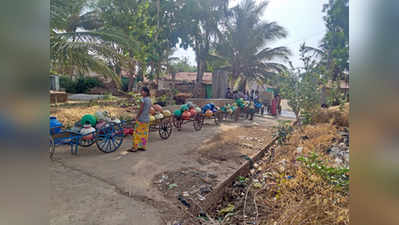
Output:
top-left (172, 0), bottom-right (328, 68)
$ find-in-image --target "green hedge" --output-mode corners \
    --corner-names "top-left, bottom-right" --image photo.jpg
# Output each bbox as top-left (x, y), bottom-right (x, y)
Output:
top-left (60, 76), bottom-right (103, 93)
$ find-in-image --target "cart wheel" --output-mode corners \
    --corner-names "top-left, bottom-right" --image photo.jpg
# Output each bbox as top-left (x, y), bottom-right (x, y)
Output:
top-left (159, 119), bottom-right (173, 140)
top-left (49, 135), bottom-right (55, 159)
top-left (193, 114), bottom-right (203, 131)
top-left (96, 123), bottom-right (124, 153)
top-left (173, 116), bottom-right (183, 130)
top-left (79, 134), bottom-right (96, 147)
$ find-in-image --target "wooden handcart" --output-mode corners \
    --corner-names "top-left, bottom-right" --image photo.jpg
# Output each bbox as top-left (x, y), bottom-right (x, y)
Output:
top-left (201, 111), bottom-right (223, 125)
top-left (121, 116), bottom-right (173, 140)
top-left (49, 121), bottom-right (124, 159)
top-left (219, 108), bottom-right (240, 122)
top-left (172, 114), bottom-right (204, 131)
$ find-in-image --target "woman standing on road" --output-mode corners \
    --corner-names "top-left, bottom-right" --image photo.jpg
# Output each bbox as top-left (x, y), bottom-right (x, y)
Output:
top-left (128, 87), bottom-right (152, 152)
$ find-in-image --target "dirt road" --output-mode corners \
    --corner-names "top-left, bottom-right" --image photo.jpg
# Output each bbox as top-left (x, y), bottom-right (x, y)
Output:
top-left (50, 115), bottom-right (290, 224)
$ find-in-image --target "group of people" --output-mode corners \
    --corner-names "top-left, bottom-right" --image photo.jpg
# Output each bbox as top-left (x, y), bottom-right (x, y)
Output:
top-left (225, 87), bottom-right (282, 117)
top-left (128, 86), bottom-right (282, 152)
top-left (225, 88), bottom-right (259, 102)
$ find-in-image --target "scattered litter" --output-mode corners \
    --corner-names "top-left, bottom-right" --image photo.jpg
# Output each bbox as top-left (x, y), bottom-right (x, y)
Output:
top-left (297, 146), bottom-right (303, 153)
top-left (182, 192), bottom-right (190, 197)
top-left (168, 183), bottom-right (178, 189)
top-left (218, 204), bottom-right (235, 215)
top-left (177, 195), bottom-right (190, 208)
top-left (199, 185), bottom-right (212, 195)
top-left (253, 182), bottom-right (262, 189)
top-left (207, 173), bottom-right (217, 179)
top-left (198, 195), bottom-right (206, 201)
top-left (120, 151), bottom-right (128, 156)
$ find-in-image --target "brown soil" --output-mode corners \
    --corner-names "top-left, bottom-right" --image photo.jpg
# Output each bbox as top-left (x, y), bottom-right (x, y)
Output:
top-left (196, 124), bottom-right (275, 165)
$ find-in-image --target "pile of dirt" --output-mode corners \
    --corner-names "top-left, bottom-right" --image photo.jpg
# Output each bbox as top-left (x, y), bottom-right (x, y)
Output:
top-left (210, 122), bottom-right (349, 225)
top-left (313, 103), bottom-right (349, 127)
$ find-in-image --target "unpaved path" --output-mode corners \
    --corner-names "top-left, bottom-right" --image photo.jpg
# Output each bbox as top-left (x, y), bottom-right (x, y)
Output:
top-left (50, 115), bottom-right (289, 224)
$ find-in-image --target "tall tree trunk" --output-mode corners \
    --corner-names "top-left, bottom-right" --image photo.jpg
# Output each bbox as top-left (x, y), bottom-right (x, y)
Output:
top-left (172, 71), bottom-right (176, 89)
top-left (193, 28), bottom-right (210, 98)
top-left (137, 63), bottom-right (145, 82)
top-left (194, 39), bottom-right (203, 97)
top-left (239, 77), bottom-right (247, 92)
top-left (127, 60), bottom-right (136, 92)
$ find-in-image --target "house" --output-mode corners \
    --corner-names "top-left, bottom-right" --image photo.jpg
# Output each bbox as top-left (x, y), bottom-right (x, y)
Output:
top-left (158, 72), bottom-right (213, 98)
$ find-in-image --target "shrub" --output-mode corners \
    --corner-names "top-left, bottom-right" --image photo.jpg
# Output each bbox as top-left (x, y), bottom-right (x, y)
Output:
top-left (273, 120), bottom-right (294, 145)
top-left (297, 152), bottom-right (349, 191)
top-left (59, 76), bottom-right (103, 93)
top-left (59, 76), bottom-right (76, 93)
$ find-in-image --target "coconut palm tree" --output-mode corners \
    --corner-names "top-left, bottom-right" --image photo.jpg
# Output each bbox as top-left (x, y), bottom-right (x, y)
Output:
top-left (214, 0), bottom-right (290, 90)
top-left (50, 0), bottom-right (123, 87)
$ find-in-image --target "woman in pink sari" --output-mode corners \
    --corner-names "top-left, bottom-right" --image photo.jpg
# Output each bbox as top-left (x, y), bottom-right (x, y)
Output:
top-left (271, 94), bottom-right (280, 116)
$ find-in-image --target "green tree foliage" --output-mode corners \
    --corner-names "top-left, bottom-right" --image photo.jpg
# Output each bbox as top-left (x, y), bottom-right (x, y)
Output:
top-left (302, 0), bottom-right (348, 82)
top-left (214, 0), bottom-right (290, 90)
top-left (60, 76), bottom-right (103, 93)
top-left (322, 0), bottom-right (349, 80)
top-left (51, 0), bottom-right (293, 96)
top-left (175, 0), bottom-right (229, 96)
top-left (280, 46), bottom-right (323, 123)
top-left (299, 0), bottom-right (349, 105)
top-left (50, 0), bottom-right (123, 87)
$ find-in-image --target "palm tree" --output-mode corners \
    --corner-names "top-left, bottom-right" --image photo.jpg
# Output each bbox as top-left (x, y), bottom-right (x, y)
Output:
top-left (50, 0), bottom-right (123, 87)
top-left (214, 0), bottom-right (290, 90)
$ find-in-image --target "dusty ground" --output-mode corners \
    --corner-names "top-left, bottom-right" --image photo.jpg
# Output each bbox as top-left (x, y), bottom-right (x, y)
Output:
top-left (51, 114), bottom-right (292, 225)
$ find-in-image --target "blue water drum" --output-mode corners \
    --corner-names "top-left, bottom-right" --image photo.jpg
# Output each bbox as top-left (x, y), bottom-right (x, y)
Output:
top-left (50, 116), bottom-right (63, 135)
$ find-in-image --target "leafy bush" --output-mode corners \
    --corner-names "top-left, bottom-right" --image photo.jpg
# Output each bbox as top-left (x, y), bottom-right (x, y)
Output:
top-left (59, 76), bottom-right (103, 93)
top-left (273, 120), bottom-right (293, 145)
top-left (235, 176), bottom-right (249, 187)
top-left (280, 45), bottom-right (323, 124)
top-left (59, 76), bottom-right (76, 93)
top-left (297, 152), bottom-right (349, 191)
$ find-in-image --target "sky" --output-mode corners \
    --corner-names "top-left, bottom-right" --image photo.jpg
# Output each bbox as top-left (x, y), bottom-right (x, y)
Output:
top-left (172, 0), bottom-right (328, 68)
